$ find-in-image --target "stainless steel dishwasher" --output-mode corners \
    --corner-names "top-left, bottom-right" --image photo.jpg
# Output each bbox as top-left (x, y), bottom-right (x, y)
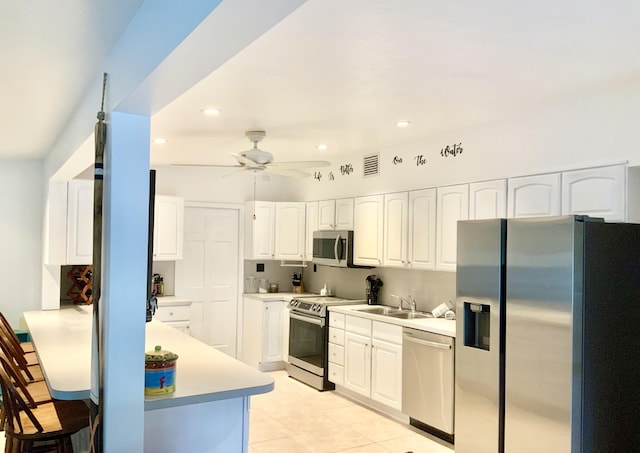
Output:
top-left (402, 328), bottom-right (455, 443)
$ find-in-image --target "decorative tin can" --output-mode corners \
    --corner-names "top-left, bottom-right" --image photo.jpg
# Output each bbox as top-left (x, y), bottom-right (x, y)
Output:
top-left (145, 345), bottom-right (178, 396)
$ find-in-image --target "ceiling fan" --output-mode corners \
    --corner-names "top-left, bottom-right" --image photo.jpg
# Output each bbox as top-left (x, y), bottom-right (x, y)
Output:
top-left (177, 130), bottom-right (331, 178)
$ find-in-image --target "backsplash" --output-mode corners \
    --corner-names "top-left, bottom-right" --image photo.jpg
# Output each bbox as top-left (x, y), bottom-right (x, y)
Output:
top-left (304, 264), bottom-right (456, 313)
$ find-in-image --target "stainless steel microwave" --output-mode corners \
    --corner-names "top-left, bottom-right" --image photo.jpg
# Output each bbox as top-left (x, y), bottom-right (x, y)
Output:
top-left (312, 230), bottom-right (358, 267)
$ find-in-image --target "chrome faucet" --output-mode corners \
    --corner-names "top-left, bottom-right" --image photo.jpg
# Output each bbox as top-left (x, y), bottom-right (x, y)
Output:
top-left (390, 293), bottom-right (417, 312)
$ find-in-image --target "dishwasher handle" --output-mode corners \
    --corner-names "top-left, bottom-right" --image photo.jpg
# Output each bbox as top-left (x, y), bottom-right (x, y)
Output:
top-left (403, 334), bottom-right (452, 350)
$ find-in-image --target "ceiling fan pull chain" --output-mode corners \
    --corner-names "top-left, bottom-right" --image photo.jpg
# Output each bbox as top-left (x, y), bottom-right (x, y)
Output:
top-left (252, 175), bottom-right (257, 220)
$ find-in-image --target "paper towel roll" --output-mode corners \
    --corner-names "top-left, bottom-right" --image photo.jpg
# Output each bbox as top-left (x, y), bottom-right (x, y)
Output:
top-left (444, 310), bottom-right (456, 320)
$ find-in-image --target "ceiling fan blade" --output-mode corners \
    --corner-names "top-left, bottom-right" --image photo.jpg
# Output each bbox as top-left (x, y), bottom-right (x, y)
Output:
top-left (272, 160), bottom-right (331, 169)
top-left (171, 163), bottom-right (242, 168)
top-left (222, 168), bottom-right (249, 178)
top-left (264, 166), bottom-right (310, 178)
top-left (231, 153), bottom-right (263, 168)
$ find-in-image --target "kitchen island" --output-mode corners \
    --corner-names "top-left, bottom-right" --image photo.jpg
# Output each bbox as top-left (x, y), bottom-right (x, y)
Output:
top-left (23, 305), bottom-right (274, 453)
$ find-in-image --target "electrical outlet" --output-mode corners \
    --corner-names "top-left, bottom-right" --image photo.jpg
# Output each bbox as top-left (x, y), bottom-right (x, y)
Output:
top-left (257, 263), bottom-right (265, 272)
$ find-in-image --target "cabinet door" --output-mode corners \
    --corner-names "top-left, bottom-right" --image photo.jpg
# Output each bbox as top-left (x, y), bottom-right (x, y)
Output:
top-left (262, 301), bottom-right (284, 363)
top-left (66, 180), bottom-right (94, 264)
top-left (335, 198), bottom-right (354, 230)
top-left (353, 195), bottom-right (384, 266)
top-left (408, 189), bottom-right (436, 270)
top-left (383, 192), bottom-right (408, 267)
top-left (562, 165), bottom-right (626, 221)
top-left (344, 331), bottom-right (371, 397)
top-left (508, 173), bottom-right (561, 218)
top-left (318, 200), bottom-right (336, 230)
top-left (436, 184), bottom-right (469, 272)
top-left (154, 195), bottom-right (184, 261)
top-left (469, 179), bottom-right (507, 220)
top-left (245, 201), bottom-right (275, 259)
top-left (305, 202), bottom-right (318, 261)
top-left (274, 202), bottom-right (306, 260)
top-left (371, 338), bottom-right (402, 410)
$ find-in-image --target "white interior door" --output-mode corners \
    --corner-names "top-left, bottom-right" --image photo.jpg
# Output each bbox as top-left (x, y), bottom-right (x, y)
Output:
top-left (175, 206), bottom-right (240, 357)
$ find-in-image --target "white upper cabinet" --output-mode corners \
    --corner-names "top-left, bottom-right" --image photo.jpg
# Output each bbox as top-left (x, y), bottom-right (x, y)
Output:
top-left (245, 201), bottom-right (276, 260)
top-left (274, 202), bottom-right (306, 260)
top-left (304, 201), bottom-right (318, 261)
top-left (436, 184), bottom-right (469, 272)
top-left (408, 188), bottom-right (437, 270)
top-left (353, 195), bottom-right (384, 267)
top-left (383, 192), bottom-right (408, 268)
top-left (153, 195), bottom-right (184, 261)
top-left (318, 198), bottom-right (354, 230)
top-left (469, 179), bottom-right (507, 220)
top-left (562, 164), bottom-right (626, 221)
top-left (318, 200), bottom-right (336, 230)
top-left (507, 173), bottom-right (561, 218)
top-left (66, 180), bottom-right (94, 264)
top-left (335, 198), bottom-right (355, 230)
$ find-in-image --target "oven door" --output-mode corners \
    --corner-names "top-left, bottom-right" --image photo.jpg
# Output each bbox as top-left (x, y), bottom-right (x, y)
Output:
top-left (288, 311), bottom-right (327, 376)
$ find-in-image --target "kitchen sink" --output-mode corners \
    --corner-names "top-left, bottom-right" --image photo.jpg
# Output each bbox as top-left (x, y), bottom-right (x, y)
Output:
top-left (387, 311), bottom-right (433, 320)
top-left (355, 306), bottom-right (433, 319)
top-left (356, 306), bottom-right (402, 315)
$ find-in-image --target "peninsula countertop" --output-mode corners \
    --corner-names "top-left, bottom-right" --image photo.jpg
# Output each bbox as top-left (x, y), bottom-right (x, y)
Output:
top-left (23, 305), bottom-right (274, 411)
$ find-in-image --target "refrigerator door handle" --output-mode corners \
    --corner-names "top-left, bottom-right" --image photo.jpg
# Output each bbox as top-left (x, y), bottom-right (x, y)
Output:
top-left (403, 334), bottom-right (452, 350)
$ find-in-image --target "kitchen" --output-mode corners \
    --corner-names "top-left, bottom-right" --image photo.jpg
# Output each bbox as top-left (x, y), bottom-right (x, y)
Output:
top-left (2, 0), bottom-right (640, 452)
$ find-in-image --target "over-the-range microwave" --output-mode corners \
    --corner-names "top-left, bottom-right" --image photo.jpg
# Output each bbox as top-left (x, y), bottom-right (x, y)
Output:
top-left (312, 230), bottom-right (372, 268)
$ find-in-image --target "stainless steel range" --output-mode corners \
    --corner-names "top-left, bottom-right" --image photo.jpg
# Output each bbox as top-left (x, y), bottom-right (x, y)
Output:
top-left (286, 296), bottom-right (364, 391)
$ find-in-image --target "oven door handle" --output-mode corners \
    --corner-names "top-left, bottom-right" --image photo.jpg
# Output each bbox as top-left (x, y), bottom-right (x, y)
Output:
top-left (290, 312), bottom-right (324, 327)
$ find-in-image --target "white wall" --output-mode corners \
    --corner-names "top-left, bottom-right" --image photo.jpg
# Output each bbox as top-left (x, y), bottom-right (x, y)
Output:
top-left (154, 166), bottom-right (301, 202)
top-left (0, 160), bottom-right (44, 326)
top-left (297, 82), bottom-right (640, 200)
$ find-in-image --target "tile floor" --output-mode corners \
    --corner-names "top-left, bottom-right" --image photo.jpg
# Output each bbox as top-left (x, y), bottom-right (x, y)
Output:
top-left (249, 370), bottom-right (454, 453)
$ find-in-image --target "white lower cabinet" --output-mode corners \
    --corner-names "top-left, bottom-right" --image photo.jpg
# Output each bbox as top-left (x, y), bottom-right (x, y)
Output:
top-left (330, 313), bottom-right (402, 411)
top-left (241, 297), bottom-right (286, 371)
top-left (155, 299), bottom-right (192, 335)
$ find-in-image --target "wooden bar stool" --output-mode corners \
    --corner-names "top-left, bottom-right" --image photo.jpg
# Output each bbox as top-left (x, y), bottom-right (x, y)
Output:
top-left (0, 329), bottom-right (43, 383)
top-left (0, 365), bottom-right (88, 453)
top-left (0, 314), bottom-right (35, 355)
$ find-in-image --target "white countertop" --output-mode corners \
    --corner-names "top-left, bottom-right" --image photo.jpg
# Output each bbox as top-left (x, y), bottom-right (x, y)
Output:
top-left (155, 296), bottom-right (191, 306)
top-left (329, 304), bottom-right (456, 337)
top-left (23, 306), bottom-right (274, 411)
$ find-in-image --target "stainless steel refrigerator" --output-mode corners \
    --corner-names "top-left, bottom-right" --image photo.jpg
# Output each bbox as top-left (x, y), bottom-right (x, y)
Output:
top-left (455, 216), bottom-right (640, 453)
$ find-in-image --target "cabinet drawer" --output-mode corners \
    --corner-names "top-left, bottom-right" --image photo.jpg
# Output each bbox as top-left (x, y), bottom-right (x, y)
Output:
top-left (328, 343), bottom-right (345, 366)
top-left (345, 315), bottom-right (372, 337)
top-left (328, 327), bottom-right (345, 345)
top-left (328, 362), bottom-right (344, 386)
top-left (155, 305), bottom-right (190, 322)
top-left (329, 312), bottom-right (345, 329)
top-left (372, 321), bottom-right (402, 345)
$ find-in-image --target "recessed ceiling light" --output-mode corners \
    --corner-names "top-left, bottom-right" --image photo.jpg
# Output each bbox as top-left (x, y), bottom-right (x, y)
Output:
top-left (201, 107), bottom-right (220, 116)
top-left (316, 144), bottom-right (328, 150)
top-left (396, 120), bottom-right (411, 127)
top-left (153, 138), bottom-right (167, 144)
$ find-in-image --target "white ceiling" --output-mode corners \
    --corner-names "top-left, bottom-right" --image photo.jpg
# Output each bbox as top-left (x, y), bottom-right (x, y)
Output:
top-left (0, 0), bottom-right (144, 158)
top-left (3, 0), bottom-right (640, 169)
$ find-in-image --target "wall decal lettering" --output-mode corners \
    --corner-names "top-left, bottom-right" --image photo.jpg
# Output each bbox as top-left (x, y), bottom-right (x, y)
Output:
top-left (340, 164), bottom-right (354, 176)
top-left (329, 172), bottom-right (335, 181)
top-left (441, 143), bottom-right (463, 157)
top-left (414, 155), bottom-right (427, 166)
top-left (314, 171), bottom-right (323, 181)
top-left (392, 156), bottom-right (403, 165)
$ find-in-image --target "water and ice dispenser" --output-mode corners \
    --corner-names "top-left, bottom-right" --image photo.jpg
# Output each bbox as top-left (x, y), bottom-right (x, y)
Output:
top-left (463, 302), bottom-right (491, 351)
